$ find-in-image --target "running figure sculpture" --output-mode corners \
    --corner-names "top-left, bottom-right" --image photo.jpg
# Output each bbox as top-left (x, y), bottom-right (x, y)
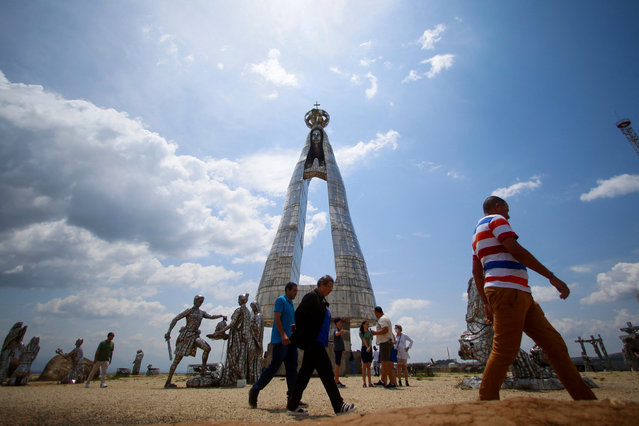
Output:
top-left (164, 294), bottom-right (226, 388)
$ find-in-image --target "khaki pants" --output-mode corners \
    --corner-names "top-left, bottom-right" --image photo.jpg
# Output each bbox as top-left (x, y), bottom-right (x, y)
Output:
top-left (86, 361), bottom-right (109, 386)
top-left (479, 288), bottom-right (596, 401)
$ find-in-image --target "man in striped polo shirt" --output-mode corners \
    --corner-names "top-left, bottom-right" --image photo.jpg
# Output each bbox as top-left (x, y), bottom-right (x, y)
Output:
top-left (471, 195), bottom-right (596, 401)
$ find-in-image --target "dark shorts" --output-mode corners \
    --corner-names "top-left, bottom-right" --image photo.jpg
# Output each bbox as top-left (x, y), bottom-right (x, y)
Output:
top-left (361, 346), bottom-right (373, 363)
top-left (379, 341), bottom-right (393, 362)
top-left (334, 351), bottom-right (343, 366)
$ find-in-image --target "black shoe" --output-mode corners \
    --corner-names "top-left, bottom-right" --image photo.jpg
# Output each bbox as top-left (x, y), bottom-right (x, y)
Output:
top-left (248, 387), bottom-right (259, 408)
top-left (406, 380), bottom-right (410, 386)
top-left (384, 383), bottom-right (397, 389)
top-left (336, 382), bottom-right (346, 388)
top-left (374, 380), bottom-right (385, 386)
top-left (398, 380), bottom-right (403, 386)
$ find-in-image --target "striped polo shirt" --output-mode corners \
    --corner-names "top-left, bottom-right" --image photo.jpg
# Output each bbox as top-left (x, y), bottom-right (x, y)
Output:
top-left (472, 214), bottom-right (530, 292)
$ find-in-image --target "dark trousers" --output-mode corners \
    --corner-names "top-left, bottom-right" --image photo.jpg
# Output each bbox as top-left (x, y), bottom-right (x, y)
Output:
top-left (251, 343), bottom-right (298, 395)
top-left (287, 341), bottom-right (344, 413)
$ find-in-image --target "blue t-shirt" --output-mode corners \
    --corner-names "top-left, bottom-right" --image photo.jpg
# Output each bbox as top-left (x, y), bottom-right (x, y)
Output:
top-left (317, 308), bottom-right (332, 347)
top-left (270, 295), bottom-right (295, 344)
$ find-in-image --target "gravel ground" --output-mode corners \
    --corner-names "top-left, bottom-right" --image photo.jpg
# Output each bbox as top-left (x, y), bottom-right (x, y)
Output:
top-left (0, 371), bottom-right (637, 424)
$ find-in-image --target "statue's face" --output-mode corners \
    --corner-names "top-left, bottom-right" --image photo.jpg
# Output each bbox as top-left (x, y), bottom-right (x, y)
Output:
top-left (312, 129), bottom-right (322, 141)
top-left (194, 295), bottom-right (204, 307)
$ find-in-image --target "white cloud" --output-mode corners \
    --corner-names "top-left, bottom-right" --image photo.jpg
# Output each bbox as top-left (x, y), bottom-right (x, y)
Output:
top-left (614, 308), bottom-right (639, 328)
top-left (492, 177), bottom-right (541, 198)
top-left (147, 29), bottom-right (194, 67)
top-left (304, 211), bottom-right (328, 246)
top-left (248, 48), bottom-right (300, 87)
top-left (330, 67), bottom-right (378, 98)
top-left (335, 130), bottom-right (399, 167)
top-left (360, 40), bottom-right (372, 48)
top-left (402, 70), bottom-right (423, 84)
top-left (531, 283), bottom-right (578, 303)
top-left (0, 72), bottom-right (279, 290)
top-left (417, 161), bottom-right (462, 179)
top-left (570, 264), bottom-right (593, 273)
top-left (387, 298), bottom-right (432, 319)
top-left (580, 174), bottom-right (639, 202)
top-left (360, 58), bottom-right (375, 66)
top-left (364, 72), bottom-right (378, 99)
top-left (35, 287), bottom-right (166, 319)
top-left (418, 24), bottom-right (446, 50)
top-left (581, 262), bottom-right (639, 304)
top-left (217, 63), bottom-right (224, 70)
top-left (265, 92), bottom-right (279, 100)
top-left (421, 53), bottom-right (455, 78)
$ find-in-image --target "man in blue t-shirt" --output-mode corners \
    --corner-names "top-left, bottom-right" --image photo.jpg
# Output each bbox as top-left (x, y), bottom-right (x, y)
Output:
top-left (249, 282), bottom-right (299, 408)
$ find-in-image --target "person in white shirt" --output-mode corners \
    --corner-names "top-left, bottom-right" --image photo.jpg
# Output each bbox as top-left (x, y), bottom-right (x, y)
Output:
top-left (371, 306), bottom-right (397, 388)
top-left (394, 324), bottom-right (414, 386)
top-left (372, 346), bottom-right (380, 376)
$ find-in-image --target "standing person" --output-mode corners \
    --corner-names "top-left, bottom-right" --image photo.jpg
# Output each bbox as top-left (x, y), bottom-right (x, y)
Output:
top-left (333, 317), bottom-right (347, 388)
top-left (249, 282), bottom-right (302, 409)
top-left (472, 195), bottom-right (597, 401)
top-left (287, 275), bottom-right (357, 416)
top-left (372, 346), bottom-right (380, 376)
top-left (85, 332), bottom-right (115, 388)
top-left (359, 320), bottom-right (374, 387)
top-left (371, 306), bottom-right (397, 388)
top-left (394, 325), bottom-right (414, 386)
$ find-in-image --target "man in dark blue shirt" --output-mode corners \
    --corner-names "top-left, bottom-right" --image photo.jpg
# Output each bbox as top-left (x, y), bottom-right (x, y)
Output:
top-left (286, 275), bottom-right (356, 416)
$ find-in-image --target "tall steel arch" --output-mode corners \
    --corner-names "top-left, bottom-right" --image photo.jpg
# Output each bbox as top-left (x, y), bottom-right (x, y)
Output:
top-left (255, 107), bottom-right (376, 326)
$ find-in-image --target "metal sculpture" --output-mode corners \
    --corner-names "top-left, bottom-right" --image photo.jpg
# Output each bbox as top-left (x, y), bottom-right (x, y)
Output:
top-left (620, 322), bottom-right (639, 371)
top-left (0, 322), bottom-right (27, 383)
top-left (132, 349), bottom-right (144, 375)
top-left (56, 338), bottom-right (85, 384)
top-left (458, 278), bottom-right (567, 390)
top-left (8, 336), bottom-right (40, 385)
top-left (164, 294), bottom-right (226, 388)
top-left (248, 301), bottom-right (264, 384)
top-left (221, 293), bottom-right (251, 386)
top-left (256, 105), bottom-right (376, 330)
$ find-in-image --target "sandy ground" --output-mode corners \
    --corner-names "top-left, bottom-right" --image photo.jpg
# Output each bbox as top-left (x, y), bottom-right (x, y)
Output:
top-left (0, 371), bottom-right (638, 424)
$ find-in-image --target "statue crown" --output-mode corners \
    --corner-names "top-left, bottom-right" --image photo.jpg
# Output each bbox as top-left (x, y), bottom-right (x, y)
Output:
top-left (305, 106), bottom-right (330, 129)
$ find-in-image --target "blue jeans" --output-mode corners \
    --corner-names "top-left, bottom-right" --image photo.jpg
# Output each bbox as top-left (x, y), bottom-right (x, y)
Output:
top-left (251, 343), bottom-right (298, 394)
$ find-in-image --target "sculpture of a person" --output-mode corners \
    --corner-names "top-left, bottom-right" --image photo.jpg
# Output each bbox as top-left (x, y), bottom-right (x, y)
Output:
top-left (221, 293), bottom-right (251, 385)
top-left (8, 336), bottom-right (40, 385)
top-left (132, 349), bottom-right (144, 375)
top-left (248, 301), bottom-right (264, 384)
top-left (0, 322), bottom-right (27, 383)
top-left (304, 128), bottom-right (325, 170)
top-left (56, 338), bottom-right (85, 384)
top-left (164, 294), bottom-right (226, 388)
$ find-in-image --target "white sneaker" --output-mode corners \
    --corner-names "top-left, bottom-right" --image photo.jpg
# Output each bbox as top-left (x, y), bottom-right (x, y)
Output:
top-left (287, 407), bottom-right (308, 416)
top-left (100, 384), bottom-right (108, 388)
top-left (336, 402), bottom-right (357, 415)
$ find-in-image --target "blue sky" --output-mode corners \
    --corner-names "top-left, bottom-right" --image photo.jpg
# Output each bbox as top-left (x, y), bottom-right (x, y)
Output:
top-left (1, 1), bottom-right (639, 373)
